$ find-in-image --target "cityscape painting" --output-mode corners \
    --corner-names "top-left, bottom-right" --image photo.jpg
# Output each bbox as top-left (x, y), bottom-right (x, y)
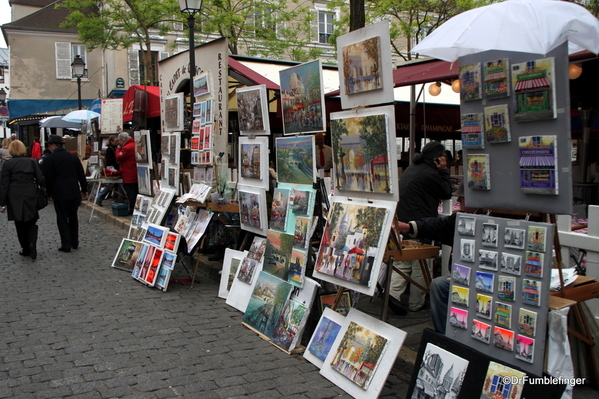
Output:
top-left (276, 136), bottom-right (316, 185)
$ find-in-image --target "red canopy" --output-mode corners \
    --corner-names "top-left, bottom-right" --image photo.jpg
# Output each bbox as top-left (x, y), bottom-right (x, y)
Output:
top-left (122, 85), bottom-right (161, 123)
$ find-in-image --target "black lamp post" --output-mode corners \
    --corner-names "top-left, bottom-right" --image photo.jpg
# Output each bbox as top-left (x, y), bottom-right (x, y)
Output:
top-left (179, 0), bottom-right (203, 127)
top-left (0, 88), bottom-right (6, 106)
top-left (71, 55), bottom-right (86, 110)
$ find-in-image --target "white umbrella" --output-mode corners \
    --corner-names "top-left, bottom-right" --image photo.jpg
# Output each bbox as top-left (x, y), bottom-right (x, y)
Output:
top-left (411, 0), bottom-right (599, 62)
top-left (62, 110), bottom-right (100, 123)
top-left (39, 116), bottom-right (81, 129)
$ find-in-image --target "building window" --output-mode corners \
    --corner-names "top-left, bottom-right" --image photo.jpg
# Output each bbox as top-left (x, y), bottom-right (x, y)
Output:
top-left (55, 42), bottom-right (87, 80)
top-left (0, 67), bottom-right (4, 84)
top-left (254, 7), bottom-right (276, 38)
top-left (138, 50), bottom-right (159, 86)
top-left (318, 11), bottom-right (334, 44)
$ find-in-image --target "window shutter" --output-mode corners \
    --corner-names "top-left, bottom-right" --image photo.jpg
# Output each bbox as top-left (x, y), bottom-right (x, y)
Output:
top-left (128, 50), bottom-right (140, 86)
top-left (310, 10), bottom-right (319, 43)
top-left (160, 51), bottom-right (169, 61)
top-left (55, 42), bottom-right (72, 79)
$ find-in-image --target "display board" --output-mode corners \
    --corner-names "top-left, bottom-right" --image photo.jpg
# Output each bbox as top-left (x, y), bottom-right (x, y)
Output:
top-left (100, 99), bottom-right (123, 134)
top-left (446, 213), bottom-right (554, 376)
top-left (459, 44), bottom-right (572, 214)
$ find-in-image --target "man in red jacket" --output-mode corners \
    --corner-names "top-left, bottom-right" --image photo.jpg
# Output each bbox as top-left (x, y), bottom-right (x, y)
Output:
top-left (116, 132), bottom-right (138, 215)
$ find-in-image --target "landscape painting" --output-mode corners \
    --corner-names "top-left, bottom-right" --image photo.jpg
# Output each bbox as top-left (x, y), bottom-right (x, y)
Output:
top-left (242, 271), bottom-right (293, 338)
top-left (263, 229), bottom-right (294, 281)
top-left (276, 135), bottom-right (316, 185)
top-left (280, 59), bottom-right (325, 134)
top-left (270, 188), bottom-right (290, 231)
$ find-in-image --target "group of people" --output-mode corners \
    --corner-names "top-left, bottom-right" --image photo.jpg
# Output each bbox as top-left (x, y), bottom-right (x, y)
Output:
top-left (0, 131), bottom-right (139, 260)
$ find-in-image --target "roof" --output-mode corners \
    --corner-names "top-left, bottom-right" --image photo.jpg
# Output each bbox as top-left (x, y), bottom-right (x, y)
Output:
top-left (3, 0), bottom-right (79, 34)
top-left (9, 0), bottom-right (56, 5)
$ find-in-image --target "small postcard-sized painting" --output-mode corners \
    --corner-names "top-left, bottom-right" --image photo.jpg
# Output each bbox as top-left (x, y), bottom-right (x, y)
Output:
top-left (237, 85), bottom-right (270, 135)
top-left (193, 102), bottom-right (202, 118)
top-left (218, 249), bottom-right (246, 300)
top-left (467, 154), bottom-right (491, 190)
top-left (460, 113), bottom-right (484, 149)
top-left (237, 257), bottom-right (258, 284)
top-left (471, 319), bottom-right (491, 344)
top-left (481, 223), bottom-right (498, 247)
top-left (242, 271), bottom-right (293, 338)
top-left (457, 215), bottom-right (476, 236)
top-left (280, 59), bottom-right (326, 135)
top-left (247, 236), bottom-right (267, 262)
top-left (459, 62), bottom-right (482, 101)
top-left (270, 188), bottom-right (290, 232)
top-left (504, 227), bottom-right (525, 249)
top-left (522, 279), bottom-right (541, 306)
top-left (451, 264), bottom-right (471, 286)
top-left (451, 285), bottom-right (469, 308)
top-left (160, 250), bottom-right (176, 271)
top-left (524, 251), bottom-right (544, 277)
top-left (155, 263), bottom-right (173, 292)
top-left (518, 308), bottom-right (537, 337)
top-left (476, 293), bottom-right (493, 319)
top-left (293, 216), bottom-right (311, 250)
top-left (449, 307), bottom-right (468, 330)
top-left (240, 142), bottom-right (263, 180)
top-left (203, 124), bottom-right (212, 149)
top-left (511, 56), bottom-right (556, 122)
top-left (527, 225), bottom-right (547, 252)
top-left (330, 320), bottom-right (388, 390)
top-left (495, 302), bottom-right (512, 328)
top-left (143, 246), bottom-right (164, 287)
top-left (484, 104), bottom-right (511, 144)
top-left (501, 252), bottom-right (522, 276)
top-left (143, 224), bottom-right (168, 247)
top-left (193, 73), bottom-right (211, 98)
top-left (112, 239), bottom-right (144, 272)
top-left (497, 275), bottom-right (516, 302)
top-left (306, 309), bottom-right (344, 365)
top-left (288, 248), bottom-right (307, 287)
top-left (205, 99), bottom-right (212, 124)
top-left (134, 130), bottom-right (150, 164)
top-left (479, 249), bottom-right (499, 271)
top-left (271, 299), bottom-right (309, 351)
top-left (475, 271), bottom-right (494, 294)
top-left (481, 361), bottom-right (525, 399)
top-left (191, 151), bottom-right (200, 165)
top-left (192, 120), bottom-right (201, 135)
top-left (515, 335), bottom-right (535, 364)
top-left (290, 188), bottom-right (312, 217)
top-left (411, 343), bottom-right (469, 399)
top-left (493, 326), bottom-right (515, 352)
top-left (276, 135), bottom-right (316, 185)
top-left (519, 135), bottom-right (558, 195)
top-left (133, 244), bottom-right (154, 281)
top-left (320, 292), bottom-right (352, 316)
top-left (460, 239), bottom-right (475, 262)
top-left (341, 36), bottom-right (383, 95)
top-left (484, 58), bottom-right (510, 98)
top-left (263, 229), bottom-right (294, 281)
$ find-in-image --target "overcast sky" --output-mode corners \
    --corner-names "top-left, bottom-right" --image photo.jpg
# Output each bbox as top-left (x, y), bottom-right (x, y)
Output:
top-left (0, 0), bottom-right (11, 48)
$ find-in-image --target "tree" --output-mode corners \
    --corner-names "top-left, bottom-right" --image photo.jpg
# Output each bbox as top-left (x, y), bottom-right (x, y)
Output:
top-left (58, 0), bottom-right (181, 86)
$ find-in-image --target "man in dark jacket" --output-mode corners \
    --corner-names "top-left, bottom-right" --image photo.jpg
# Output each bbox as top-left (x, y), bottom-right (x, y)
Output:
top-left (116, 132), bottom-right (138, 215)
top-left (40, 135), bottom-right (88, 252)
top-left (390, 141), bottom-right (453, 313)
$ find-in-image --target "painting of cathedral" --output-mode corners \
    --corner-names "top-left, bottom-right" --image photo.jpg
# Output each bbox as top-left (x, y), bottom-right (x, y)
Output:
top-left (411, 343), bottom-right (468, 399)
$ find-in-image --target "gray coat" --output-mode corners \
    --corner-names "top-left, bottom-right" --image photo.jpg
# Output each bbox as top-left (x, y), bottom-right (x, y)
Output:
top-left (0, 156), bottom-right (45, 222)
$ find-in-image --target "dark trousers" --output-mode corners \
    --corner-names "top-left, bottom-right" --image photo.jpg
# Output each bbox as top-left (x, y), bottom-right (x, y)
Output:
top-left (123, 183), bottom-right (139, 215)
top-left (53, 199), bottom-right (80, 249)
top-left (15, 219), bottom-right (38, 253)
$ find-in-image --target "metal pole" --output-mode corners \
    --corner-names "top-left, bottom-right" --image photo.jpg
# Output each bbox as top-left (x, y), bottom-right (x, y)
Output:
top-left (188, 14), bottom-right (196, 108)
top-left (77, 76), bottom-right (82, 110)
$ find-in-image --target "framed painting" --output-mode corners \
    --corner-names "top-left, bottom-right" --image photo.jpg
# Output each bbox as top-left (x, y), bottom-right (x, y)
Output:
top-left (238, 184), bottom-right (268, 236)
top-left (112, 239), bottom-right (144, 272)
top-left (481, 361), bottom-right (525, 399)
top-left (467, 154), bottom-right (491, 190)
top-left (288, 248), bottom-right (308, 287)
top-left (164, 93), bottom-right (184, 132)
top-left (279, 59), bottom-right (326, 135)
top-left (519, 135), bottom-right (558, 195)
top-left (320, 308), bottom-right (407, 399)
top-left (304, 308), bottom-right (345, 369)
top-left (271, 299), bottom-right (309, 351)
top-left (411, 343), bottom-right (469, 399)
top-left (193, 102), bottom-right (202, 118)
top-left (237, 85), bottom-right (270, 135)
top-left (460, 113), bottom-right (484, 149)
top-left (278, 183), bottom-right (316, 237)
top-left (484, 58), bottom-right (510, 99)
top-left (313, 196), bottom-right (395, 296)
top-left (163, 232), bottom-right (180, 253)
top-left (137, 165), bottom-right (152, 196)
top-left (218, 249), bottom-right (247, 300)
top-left (459, 62), bottom-right (482, 101)
top-left (319, 291), bottom-right (352, 316)
top-left (155, 264), bottom-right (173, 292)
top-left (330, 105), bottom-right (399, 201)
top-left (143, 223), bottom-right (169, 248)
top-left (276, 135), bottom-right (316, 185)
top-left (143, 246), bottom-right (164, 287)
top-left (262, 229), bottom-right (294, 281)
top-left (238, 136), bottom-right (269, 190)
top-left (269, 188), bottom-right (290, 232)
top-left (511, 56), bottom-right (556, 122)
top-left (193, 72), bottom-right (211, 98)
top-left (134, 130), bottom-right (152, 165)
top-left (337, 21), bottom-right (394, 109)
top-left (160, 250), bottom-right (177, 270)
top-left (205, 99), bottom-right (213, 124)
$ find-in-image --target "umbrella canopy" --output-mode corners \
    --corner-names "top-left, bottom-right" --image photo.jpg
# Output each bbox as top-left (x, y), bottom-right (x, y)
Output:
top-left (39, 116), bottom-right (81, 129)
top-left (411, 0), bottom-right (599, 62)
top-left (62, 110), bottom-right (100, 123)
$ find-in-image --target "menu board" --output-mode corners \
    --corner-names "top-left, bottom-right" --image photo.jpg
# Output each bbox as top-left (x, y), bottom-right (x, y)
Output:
top-left (100, 99), bottom-right (123, 135)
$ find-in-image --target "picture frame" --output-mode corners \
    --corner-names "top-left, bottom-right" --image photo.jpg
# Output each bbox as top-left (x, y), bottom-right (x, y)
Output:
top-left (134, 130), bottom-right (152, 166)
top-left (304, 307), bottom-right (345, 369)
top-left (279, 59), bottom-right (326, 135)
top-left (193, 72), bottom-right (211, 98)
top-left (143, 223), bottom-right (169, 247)
top-left (511, 56), bottom-right (556, 122)
top-left (163, 93), bottom-right (184, 132)
top-left (137, 165), bottom-right (153, 196)
top-left (112, 239), bottom-right (144, 272)
top-left (238, 136), bottom-right (269, 190)
top-left (237, 85), bottom-right (270, 135)
top-left (218, 249), bottom-right (248, 300)
top-left (237, 184), bottom-right (268, 236)
top-left (163, 232), bottom-right (181, 253)
top-left (459, 62), bottom-right (482, 101)
top-left (276, 135), bottom-right (316, 186)
top-left (319, 291), bottom-right (352, 316)
top-left (411, 342), bottom-right (469, 399)
top-left (225, 252), bottom-right (264, 312)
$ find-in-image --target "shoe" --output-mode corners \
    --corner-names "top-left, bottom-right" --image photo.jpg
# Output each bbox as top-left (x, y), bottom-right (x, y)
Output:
top-left (95, 201), bottom-right (103, 207)
top-left (30, 248), bottom-right (37, 260)
top-left (388, 296), bottom-right (408, 316)
top-left (19, 250), bottom-right (30, 257)
top-left (72, 243), bottom-right (79, 250)
top-left (58, 247), bottom-right (71, 253)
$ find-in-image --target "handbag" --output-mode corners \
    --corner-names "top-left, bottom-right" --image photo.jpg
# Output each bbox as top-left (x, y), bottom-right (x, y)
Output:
top-left (37, 186), bottom-right (48, 210)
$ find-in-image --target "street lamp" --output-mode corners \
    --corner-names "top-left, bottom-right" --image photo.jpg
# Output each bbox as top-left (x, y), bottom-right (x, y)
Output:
top-left (0, 88), bottom-right (6, 105)
top-left (179, 0), bottom-right (203, 128)
top-left (71, 55), bottom-right (86, 110)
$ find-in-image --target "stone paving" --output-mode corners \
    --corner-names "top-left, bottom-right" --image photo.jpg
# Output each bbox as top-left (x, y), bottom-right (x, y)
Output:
top-left (0, 203), bottom-right (415, 399)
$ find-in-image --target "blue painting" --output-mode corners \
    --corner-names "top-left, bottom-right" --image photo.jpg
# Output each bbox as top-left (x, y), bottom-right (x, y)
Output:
top-left (308, 316), bottom-right (342, 361)
top-left (475, 271), bottom-right (495, 293)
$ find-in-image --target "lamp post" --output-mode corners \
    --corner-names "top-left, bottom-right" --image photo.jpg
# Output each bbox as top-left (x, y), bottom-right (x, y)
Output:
top-left (71, 55), bottom-right (86, 110)
top-left (0, 88), bottom-right (6, 105)
top-left (179, 0), bottom-right (203, 128)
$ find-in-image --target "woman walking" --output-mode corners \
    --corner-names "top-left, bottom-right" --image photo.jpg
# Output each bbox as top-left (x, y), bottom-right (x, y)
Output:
top-left (0, 140), bottom-right (45, 260)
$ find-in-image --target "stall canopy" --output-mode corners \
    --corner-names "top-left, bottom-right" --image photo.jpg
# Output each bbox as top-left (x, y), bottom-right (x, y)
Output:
top-left (122, 85), bottom-right (160, 123)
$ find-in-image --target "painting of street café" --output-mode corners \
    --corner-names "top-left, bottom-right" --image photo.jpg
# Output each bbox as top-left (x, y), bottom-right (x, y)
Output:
top-left (330, 111), bottom-right (392, 195)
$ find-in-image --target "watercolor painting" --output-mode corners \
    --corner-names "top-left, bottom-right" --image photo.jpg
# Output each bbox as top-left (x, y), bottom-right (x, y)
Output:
top-left (484, 58), bottom-right (510, 98)
top-left (263, 229), bottom-right (295, 281)
top-left (341, 36), bottom-right (383, 95)
top-left (521, 279), bottom-right (541, 306)
top-left (288, 248), bottom-right (307, 287)
top-left (237, 85), bottom-right (270, 135)
top-left (476, 293), bottom-right (493, 319)
top-left (524, 251), bottom-right (544, 277)
top-left (512, 57), bottom-right (556, 122)
top-left (238, 185), bottom-right (268, 236)
top-left (143, 224), bottom-right (168, 247)
top-left (461, 113), bottom-right (484, 149)
top-left (457, 215), bottom-right (476, 236)
top-left (481, 361), bottom-right (525, 399)
top-left (193, 73), bottom-right (211, 98)
top-left (280, 59), bottom-right (326, 134)
top-left (527, 226), bottom-right (547, 252)
top-left (471, 319), bottom-right (491, 344)
top-left (307, 312), bottom-right (343, 362)
top-left (459, 62), bottom-right (482, 101)
top-left (289, 188), bottom-right (312, 217)
top-left (519, 135), bottom-right (558, 195)
top-left (276, 135), bottom-right (316, 185)
top-left (293, 216), bottom-right (311, 250)
top-left (518, 308), bottom-right (537, 337)
top-left (494, 302), bottom-right (512, 328)
top-left (467, 154), bottom-right (491, 190)
top-left (498, 275), bottom-right (516, 302)
top-left (449, 307), bottom-right (468, 330)
top-left (271, 299), bottom-right (308, 351)
top-left (484, 104), bottom-right (511, 144)
top-left (411, 343), bottom-right (468, 399)
top-left (242, 271), bottom-right (293, 338)
top-left (239, 137), bottom-right (268, 185)
top-left (479, 249), bottom-right (499, 271)
top-left (515, 335), bottom-right (535, 363)
top-left (451, 285), bottom-right (469, 307)
top-left (451, 264), bottom-right (471, 286)
top-left (112, 239), bottom-right (144, 272)
top-left (270, 188), bottom-right (290, 232)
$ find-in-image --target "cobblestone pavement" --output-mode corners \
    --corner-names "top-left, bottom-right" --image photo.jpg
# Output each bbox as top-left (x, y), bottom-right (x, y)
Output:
top-left (0, 204), bottom-right (414, 399)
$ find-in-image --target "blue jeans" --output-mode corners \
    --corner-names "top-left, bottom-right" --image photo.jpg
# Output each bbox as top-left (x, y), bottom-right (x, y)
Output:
top-left (430, 276), bottom-right (450, 334)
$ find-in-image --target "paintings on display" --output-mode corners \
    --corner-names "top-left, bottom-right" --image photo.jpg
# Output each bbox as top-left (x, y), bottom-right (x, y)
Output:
top-left (461, 113), bottom-right (484, 149)
top-left (218, 249), bottom-right (247, 299)
top-left (483, 58), bottom-right (510, 99)
top-left (330, 105), bottom-right (399, 201)
top-left (320, 308), bottom-right (407, 399)
top-left (275, 135), bottom-right (316, 186)
top-left (481, 361), bottom-right (525, 399)
top-left (226, 245), bottom-right (265, 312)
top-left (112, 239), bottom-right (144, 272)
top-left (484, 104), bottom-right (511, 144)
top-left (304, 308), bottom-right (345, 369)
top-left (134, 130), bottom-right (152, 165)
top-left (193, 72), bottom-right (211, 99)
top-left (238, 136), bottom-right (269, 190)
top-left (410, 343), bottom-right (469, 399)
top-left (467, 154), bottom-right (491, 190)
top-left (163, 93), bottom-right (184, 132)
top-left (519, 135), bottom-right (558, 195)
top-left (336, 21), bottom-right (394, 109)
top-left (511, 57), bottom-right (556, 122)
top-left (137, 165), bottom-right (153, 196)
top-left (237, 84), bottom-right (270, 135)
top-left (238, 185), bottom-right (268, 236)
top-left (279, 59), bottom-right (326, 135)
top-left (313, 197), bottom-right (395, 296)
top-left (459, 62), bottom-right (482, 101)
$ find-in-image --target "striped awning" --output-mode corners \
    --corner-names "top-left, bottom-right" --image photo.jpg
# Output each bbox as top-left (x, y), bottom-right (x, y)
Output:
top-left (462, 125), bottom-right (481, 133)
top-left (485, 71), bottom-right (506, 81)
top-left (520, 156), bottom-right (555, 167)
top-left (514, 77), bottom-right (550, 93)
